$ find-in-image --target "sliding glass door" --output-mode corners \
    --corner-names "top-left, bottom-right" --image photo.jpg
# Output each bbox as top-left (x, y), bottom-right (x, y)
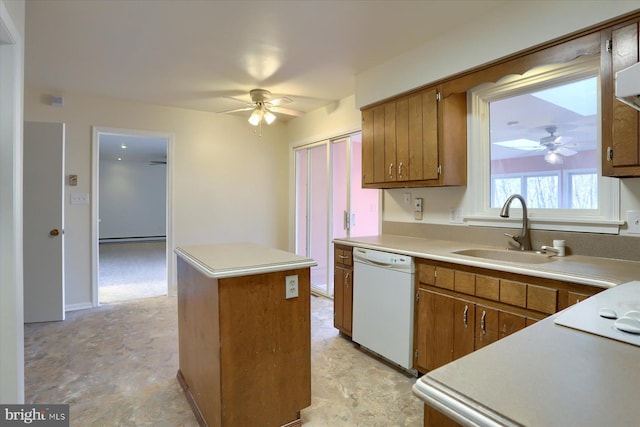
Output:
top-left (295, 132), bottom-right (379, 297)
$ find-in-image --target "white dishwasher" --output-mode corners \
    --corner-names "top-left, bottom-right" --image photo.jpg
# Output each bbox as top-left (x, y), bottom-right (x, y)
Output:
top-left (352, 247), bottom-right (415, 371)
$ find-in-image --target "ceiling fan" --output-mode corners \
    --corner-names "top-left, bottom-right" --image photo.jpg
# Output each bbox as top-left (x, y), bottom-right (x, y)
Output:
top-left (537, 126), bottom-right (576, 164)
top-left (217, 89), bottom-right (304, 127)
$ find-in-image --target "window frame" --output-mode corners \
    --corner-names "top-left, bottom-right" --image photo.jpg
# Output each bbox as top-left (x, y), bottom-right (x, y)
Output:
top-left (466, 56), bottom-right (622, 234)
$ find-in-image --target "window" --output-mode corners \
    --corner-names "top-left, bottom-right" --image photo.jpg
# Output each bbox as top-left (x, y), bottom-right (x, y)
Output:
top-left (467, 57), bottom-right (621, 233)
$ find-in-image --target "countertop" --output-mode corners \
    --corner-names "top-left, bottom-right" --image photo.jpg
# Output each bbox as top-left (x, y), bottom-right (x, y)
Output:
top-left (174, 242), bottom-right (316, 279)
top-left (412, 281), bottom-right (640, 427)
top-left (334, 234), bottom-right (640, 288)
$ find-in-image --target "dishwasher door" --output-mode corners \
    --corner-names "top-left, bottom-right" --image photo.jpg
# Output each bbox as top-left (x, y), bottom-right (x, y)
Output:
top-left (352, 248), bottom-right (415, 370)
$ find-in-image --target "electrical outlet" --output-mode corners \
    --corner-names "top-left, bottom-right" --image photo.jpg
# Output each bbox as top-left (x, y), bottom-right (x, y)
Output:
top-left (627, 210), bottom-right (640, 234)
top-left (285, 275), bottom-right (299, 299)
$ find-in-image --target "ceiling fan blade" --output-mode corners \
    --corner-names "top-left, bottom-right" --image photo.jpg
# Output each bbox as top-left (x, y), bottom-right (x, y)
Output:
top-left (269, 97), bottom-right (293, 106)
top-left (216, 106), bottom-right (255, 114)
top-left (556, 147), bottom-right (577, 156)
top-left (269, 106), bottom-right (305, 117)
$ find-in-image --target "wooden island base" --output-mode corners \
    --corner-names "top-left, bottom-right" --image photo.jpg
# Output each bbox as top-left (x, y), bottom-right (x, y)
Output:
top-left (175, 243), bottom-right (314, 427)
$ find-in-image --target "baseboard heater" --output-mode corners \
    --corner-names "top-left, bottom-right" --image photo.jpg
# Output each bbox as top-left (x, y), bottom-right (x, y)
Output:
top-left (99, 235), bottom-right (166, 243)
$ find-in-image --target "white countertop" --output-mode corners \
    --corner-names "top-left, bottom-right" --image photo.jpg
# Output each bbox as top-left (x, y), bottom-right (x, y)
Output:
top-left (413, 281), bottom-right (640, 427)
top-left (175, 242), bottom-right (316, 279)
top-left (334, 234), bottom-right (640, 288)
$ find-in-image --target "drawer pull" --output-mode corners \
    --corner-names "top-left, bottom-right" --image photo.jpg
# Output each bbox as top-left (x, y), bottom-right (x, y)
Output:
top-left (338, 255), bottom-right (349, 259)
top-left (481, 310), bottom-right (487, 334)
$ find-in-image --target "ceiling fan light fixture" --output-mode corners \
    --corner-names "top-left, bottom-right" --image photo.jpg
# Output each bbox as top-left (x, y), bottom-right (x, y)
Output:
top-left (263, 110), bottom-right (276, 125)
top-left (545, 150), bottom-right (563, 165)
top-left (248, 109), bottom-right (263, 126)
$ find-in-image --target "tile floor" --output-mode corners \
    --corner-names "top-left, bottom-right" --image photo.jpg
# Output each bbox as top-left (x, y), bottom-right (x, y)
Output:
top-left (24, 295), bottom-right (423, 426)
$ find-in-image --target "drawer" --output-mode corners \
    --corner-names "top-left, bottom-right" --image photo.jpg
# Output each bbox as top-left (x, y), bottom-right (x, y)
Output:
top-left (418, 264), bottom-right (436, 285)
top-left (454, 271), bottom-right (475, 295)
top-left (335, 248), bottom-right (352, 266)
top-left (475, 275), bottom-right (499, 301)
top-left (500, 280), bottom-right (527, 308)
top-left (527, 285), bottom-right (557, 314)
top-left (435, 267), bottom-right (454, 290)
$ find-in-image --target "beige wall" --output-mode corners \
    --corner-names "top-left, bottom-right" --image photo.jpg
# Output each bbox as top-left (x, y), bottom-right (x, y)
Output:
top-left (24, 87), bottom-right (290, 308)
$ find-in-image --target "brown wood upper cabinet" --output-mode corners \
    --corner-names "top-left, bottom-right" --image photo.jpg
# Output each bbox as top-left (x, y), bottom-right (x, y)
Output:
top-left (602, 17), bottom-right (640, 177)
top-left (361, 86), bottom-right (466, 188)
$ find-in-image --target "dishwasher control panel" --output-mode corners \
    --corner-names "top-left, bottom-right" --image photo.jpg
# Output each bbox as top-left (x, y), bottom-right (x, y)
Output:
top-left (353, 247), bottom-right (414, 271)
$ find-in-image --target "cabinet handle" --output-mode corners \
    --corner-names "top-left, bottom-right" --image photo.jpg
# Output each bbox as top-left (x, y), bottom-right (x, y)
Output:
top-left (338, 255), bottom-right (349, 259)
top-left (345, 272), bottom-right (350, 288)
top-left (398, 162), bottom-right (403, 177)
top-left (389, 163), bottom-right (394, 178)
top-left (481, 310), bottom-right (487, 334)
top-left (463, 305), bottom-right (469, 327)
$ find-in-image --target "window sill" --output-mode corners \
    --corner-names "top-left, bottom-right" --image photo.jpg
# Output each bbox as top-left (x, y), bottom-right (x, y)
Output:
top-left (465, 215), bottom-right (623, 234)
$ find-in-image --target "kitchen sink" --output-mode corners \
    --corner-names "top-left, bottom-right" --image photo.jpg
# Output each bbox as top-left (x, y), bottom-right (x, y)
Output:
top-left (452, 248), bottom-right (558, 264)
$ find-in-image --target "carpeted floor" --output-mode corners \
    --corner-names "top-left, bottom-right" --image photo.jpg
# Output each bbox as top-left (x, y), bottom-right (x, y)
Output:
top-left (99, 241), bottom-right (167, 303)
top-left (24, 295), bottom-right (423, 426)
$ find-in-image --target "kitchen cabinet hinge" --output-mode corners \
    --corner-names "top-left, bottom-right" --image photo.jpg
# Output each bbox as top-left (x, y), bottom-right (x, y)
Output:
top-left (607, 146), bottom-right (613, 161)
top-left (437, 165), bottom-right (442, 175)
top-left (436, 91), bottom-right (441, 102)
top-left (415, 292), bottom-right (420, 302)
top-left (606, 39), bottom-right (613, 53)
top-left (415, 349), bottom-right (419, 359)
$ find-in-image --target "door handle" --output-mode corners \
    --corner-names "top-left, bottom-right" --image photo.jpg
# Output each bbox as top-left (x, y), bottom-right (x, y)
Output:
top-left (49, 229), bottom-right (60, 237)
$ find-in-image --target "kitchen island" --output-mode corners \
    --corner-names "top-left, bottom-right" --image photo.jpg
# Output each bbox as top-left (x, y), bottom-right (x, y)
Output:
top-left (175, 243), bottom-right (316, 427)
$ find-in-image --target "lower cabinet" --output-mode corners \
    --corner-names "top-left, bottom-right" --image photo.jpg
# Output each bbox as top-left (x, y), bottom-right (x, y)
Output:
top-left (334, 245), bottom-right (353, 336)
top-left (414, 259), bottom-right (603, 374)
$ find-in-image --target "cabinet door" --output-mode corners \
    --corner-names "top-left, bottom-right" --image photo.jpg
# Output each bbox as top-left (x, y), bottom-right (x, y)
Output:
top-left (452, 299), bottom-right (475, 359)
top-left (343, 267), bottom-right (353, 335)
top-left (373, 105), bottom-right (387, 183)
top-left (361, 108), bottom-right (374, 185)
top-left (602, 20), bottom-right (640, 176)
top-left (334, 266), bottom-right (346, 331)
top-left (475, 305), bottom-right (499, 350)
top-left (384, 102), bottom-right (397, 182)
top-left (334, 266), bottom-right (352, 335)
top-left (421, 291), bottom-right (454, 371)
top-left (498, 311), bottom-right (526, 339)
top-left (396, 97), bottom-right (410, 181)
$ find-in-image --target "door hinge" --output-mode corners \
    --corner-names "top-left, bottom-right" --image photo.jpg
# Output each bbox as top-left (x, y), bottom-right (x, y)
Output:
top-left (415, 349), bottom-right (419, 359)
top-left (436, 91), bottom-right (441, 102)
top-left (437, 165), bottom-right (442, 175)
top-left (607, 146), bottom-right (613, 161)
top-left (606, 39), bottom-right (613, 53)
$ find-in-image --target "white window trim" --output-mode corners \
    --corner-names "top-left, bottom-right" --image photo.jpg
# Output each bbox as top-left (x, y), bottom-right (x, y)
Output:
top-left (465, 57), bottom-right (622, 234)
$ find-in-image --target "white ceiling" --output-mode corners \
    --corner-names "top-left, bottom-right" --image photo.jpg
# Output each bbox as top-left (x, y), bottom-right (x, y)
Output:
top-left (25, 0), bottom-right (507, 120)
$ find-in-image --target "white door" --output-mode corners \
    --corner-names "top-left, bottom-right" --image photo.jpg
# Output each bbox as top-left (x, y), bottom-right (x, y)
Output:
top-left (23, 121), bottom-right (65, 323)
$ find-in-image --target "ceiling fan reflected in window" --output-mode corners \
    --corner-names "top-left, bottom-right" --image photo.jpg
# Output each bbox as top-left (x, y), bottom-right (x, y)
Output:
top-left (493, 125), bottom-right (577, 164)
top-left (217, 89), bottom-right (305, 134)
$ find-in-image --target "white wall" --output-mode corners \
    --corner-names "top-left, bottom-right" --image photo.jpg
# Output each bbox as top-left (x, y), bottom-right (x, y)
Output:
top-left (24, 87), bottom-right (290, 308)
top-left (99, 160), bottom-right (166, 239)
top-left (0, 0), bottom-right (25, 404)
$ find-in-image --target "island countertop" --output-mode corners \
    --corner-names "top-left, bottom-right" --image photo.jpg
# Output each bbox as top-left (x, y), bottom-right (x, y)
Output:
top-left (174, 242), bottom-right (316, 279)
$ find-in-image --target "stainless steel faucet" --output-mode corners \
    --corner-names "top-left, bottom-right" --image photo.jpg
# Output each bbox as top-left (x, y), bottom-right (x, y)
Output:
top-left (500, 194), bottom-right (531, 251)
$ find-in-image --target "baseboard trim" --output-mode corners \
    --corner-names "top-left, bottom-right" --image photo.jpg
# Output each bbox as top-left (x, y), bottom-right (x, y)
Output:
top-left (99, 236), bottom-right (166, 243)
top-left (177, 369), bottom-right (207, 427)
top-left (65, 302), bottom-right (93, 312)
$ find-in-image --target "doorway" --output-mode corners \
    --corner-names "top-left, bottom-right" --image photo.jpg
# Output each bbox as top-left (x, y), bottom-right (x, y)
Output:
top-left (91, 127), bottom-right (173, 305)
top-left (294, 132), bottom-right (380, 297)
